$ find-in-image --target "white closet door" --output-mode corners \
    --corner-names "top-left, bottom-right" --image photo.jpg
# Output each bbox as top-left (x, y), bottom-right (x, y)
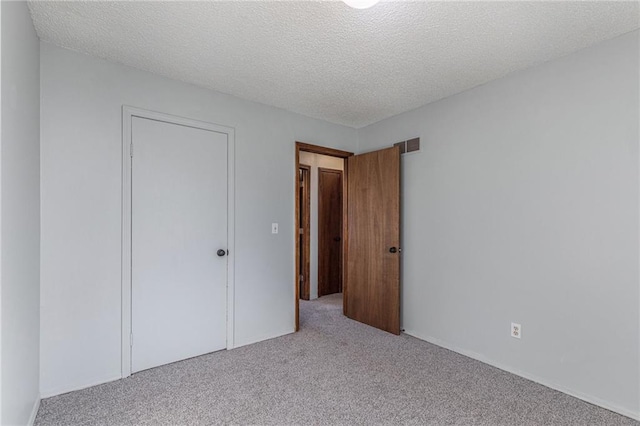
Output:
top-left (131, 116), bottom-right (228, 373)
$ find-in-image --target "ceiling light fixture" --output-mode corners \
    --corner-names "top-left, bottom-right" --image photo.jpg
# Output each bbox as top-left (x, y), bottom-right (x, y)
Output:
top-left (342, 0), bottom-right (380, 9)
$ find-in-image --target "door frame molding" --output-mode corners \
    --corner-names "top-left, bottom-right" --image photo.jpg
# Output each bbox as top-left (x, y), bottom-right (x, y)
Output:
top-left (298, 164), bottom-right (311, 300)
top-left (294, 142), bottom-right (353, 331)
top-left (121, 106), bottom-right (236, 378)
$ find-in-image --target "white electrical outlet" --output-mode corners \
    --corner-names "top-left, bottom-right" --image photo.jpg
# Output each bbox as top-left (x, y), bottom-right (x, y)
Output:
top-left (511, 322), bottom-right (522, 339)
top-left (272, 223), bottom-right (279, 234)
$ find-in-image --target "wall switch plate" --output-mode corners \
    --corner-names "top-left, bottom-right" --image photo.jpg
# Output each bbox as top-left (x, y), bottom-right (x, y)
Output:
top-left (272, 223), bottom-right (278, 234)
top-left (511, 322), bottom-right (522, 339)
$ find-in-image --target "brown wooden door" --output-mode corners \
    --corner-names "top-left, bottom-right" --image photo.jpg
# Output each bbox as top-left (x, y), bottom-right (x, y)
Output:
top-left (318, 168), bottom-right (343, 297)
top-left (345, 146), bottom-right (400, 335)
top-left (299, 166), bottom-right (311, 300)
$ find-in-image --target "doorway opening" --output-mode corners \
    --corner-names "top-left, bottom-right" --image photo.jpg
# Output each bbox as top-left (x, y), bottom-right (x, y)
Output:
top-left (299, 156), bottom-right (344, 301)
top-left (295, 142), bottom-right (353, 331)
top-left (295, 141), bottom-right (402, 335)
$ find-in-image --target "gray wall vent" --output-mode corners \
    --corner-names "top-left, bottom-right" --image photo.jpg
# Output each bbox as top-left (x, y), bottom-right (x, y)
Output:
top-left (393, 137), bottom-right (420, 154)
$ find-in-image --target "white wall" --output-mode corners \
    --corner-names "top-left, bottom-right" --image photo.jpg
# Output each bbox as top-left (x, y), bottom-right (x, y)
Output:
top-left (298, 152), bottom-right (344, 299)
top-left (1, 5), bottom-right (3, 420)
top-left (39, 43), bottom-right (357, 397)
top-left (357, 30), bottom-right (640, 418)
top-left (1, 2), bottom-right (41, 424)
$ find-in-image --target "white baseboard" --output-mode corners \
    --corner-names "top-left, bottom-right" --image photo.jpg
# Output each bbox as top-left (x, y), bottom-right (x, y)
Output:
top-left (42, 328), bottom-right (292, 399)
top-left (403, 329), bottom-right (640, 422)
top-left (232, 328), bottom-right (294, 349)
top-left (27, 396), bottom-right (40, 426)
top-left (40, 375), bottom-right (122, 399)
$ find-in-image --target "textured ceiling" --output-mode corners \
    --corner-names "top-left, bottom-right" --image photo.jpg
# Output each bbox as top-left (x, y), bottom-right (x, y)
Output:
top-left (28, 1), bottom-right (640, 128)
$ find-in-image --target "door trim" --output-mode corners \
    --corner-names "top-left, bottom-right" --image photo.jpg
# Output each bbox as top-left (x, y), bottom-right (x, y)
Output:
top-left (121, 106), bottom-right (236, 378)
top-left (294, 142), bottom-right (353, 331)
top-left (299, 164), bottom-right (311, 300)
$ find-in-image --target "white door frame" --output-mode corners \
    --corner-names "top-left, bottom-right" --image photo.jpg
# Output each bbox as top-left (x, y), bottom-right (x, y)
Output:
top-left (121, 106), bottom-right (235, 378)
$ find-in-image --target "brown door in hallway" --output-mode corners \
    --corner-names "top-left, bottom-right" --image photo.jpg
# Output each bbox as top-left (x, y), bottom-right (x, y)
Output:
top-left (345, 146), bottom-right (401, 335)
top-left (318, 168), bottom-right (343, 297)
top-left (299, 165), bottom-right (311, 300)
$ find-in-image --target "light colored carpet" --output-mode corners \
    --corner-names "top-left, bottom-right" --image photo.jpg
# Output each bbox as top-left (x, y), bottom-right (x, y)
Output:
top-left (36, 293), bottom-right (636, 425)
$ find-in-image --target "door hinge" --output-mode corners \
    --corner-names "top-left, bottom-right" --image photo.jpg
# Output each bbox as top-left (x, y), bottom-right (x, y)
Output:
top-left (299, 274), bottom-right (304, 282)
top-left (130, 333), bottom-right (133, 347)
top-left (130, 143), bottom-right (133, 158)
